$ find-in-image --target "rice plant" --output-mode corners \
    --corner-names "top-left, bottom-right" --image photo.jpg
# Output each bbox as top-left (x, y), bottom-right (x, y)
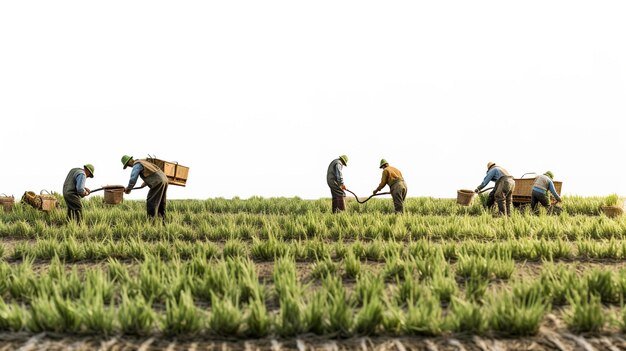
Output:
top-left (487, 286), bottom-right (549, 336)
top-left (564, 289), bottom-right (606, 333)
top-left (209, 292), bottom-right (242, 336)
top-left (447, 297), bottom-right (486, 334)
top-left (163, 290), bottom-right (204, 335)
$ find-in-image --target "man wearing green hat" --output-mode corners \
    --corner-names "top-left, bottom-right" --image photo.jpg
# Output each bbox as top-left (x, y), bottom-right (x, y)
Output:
top-left (531, 171), bottom-right (562, 213)
top-left (62, 164), bottom-right (94, 222)
top-left (327, 155), bottom-right (349, 213)
top-left (121, 155), bottom-right (169, 221)
top-left (373, 159), bottom-right (407, 213)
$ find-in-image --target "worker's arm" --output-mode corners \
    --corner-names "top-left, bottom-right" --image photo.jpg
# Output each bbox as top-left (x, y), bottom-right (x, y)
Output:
top-left (126, 163), bottom-right (144, 191)
top-left (476, 168), bottom-right (496, 191)
top-left (374, 169), bottom-right (389, 193)
top-left (75, 173), bottom-right (89, 196)
top-left (548, 180), bottom-right (561, 202)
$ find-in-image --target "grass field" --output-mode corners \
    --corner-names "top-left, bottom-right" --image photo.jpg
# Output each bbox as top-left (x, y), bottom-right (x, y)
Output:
top-left (1, 194), bottom-right (626, 350)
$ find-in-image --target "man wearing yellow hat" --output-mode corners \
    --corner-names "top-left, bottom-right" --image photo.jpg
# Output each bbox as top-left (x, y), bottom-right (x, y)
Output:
top-left (373, 159), bottom-right (407, 213)
top-left (121, 155), bottom-right (169, 221)
top-left (475, 162), bottom-right (515, 216)
top-left (62, 164), bottom-right (94, 222)
top-left (327, 155), bottom-right (349, 213)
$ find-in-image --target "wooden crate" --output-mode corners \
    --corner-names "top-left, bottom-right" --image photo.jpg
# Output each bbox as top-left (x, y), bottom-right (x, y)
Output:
top-left (146, 158), bottom-right (189, 187)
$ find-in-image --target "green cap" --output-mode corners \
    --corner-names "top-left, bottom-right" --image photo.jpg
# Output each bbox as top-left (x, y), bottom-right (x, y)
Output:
top-left (121, 155), bottom-right (133, 169)
top-left (379, 158), bottom-right (388, 169)
top-left (339, 155), bottom-right (348, 166)
top-left (84, 164), bottom-right (95, 178)
top-left (544, 171), bottom-right (554, 179)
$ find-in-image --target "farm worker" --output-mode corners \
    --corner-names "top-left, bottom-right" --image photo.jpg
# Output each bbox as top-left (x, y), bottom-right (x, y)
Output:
top-left (373, 159), bottom-right (407, 213)
top-left (327, 155), bottom-right (348, 213)
top-left (531, 171), bottom-right (562, 213)
top-left (62, 164), bottom-right (94, 223)
top-left (121, 155), bottom-right (168, 221)
top-left (475, 162), bottom-right (516, 216)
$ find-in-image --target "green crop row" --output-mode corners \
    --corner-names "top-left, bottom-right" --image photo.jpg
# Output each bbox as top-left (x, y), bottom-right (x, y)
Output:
top-left (0, 196), bottom-right (610, 223)
top-left (1, 212), bottom-right (625, 243)
top-left (1, 256), bottom-right (626, 336)
top-left (6, 237), bottom-right (626, 263)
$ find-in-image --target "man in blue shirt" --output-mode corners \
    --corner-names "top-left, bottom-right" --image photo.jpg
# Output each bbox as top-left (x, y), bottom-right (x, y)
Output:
top-left (531, 171), bottom-right (562, 213)
top-left (62, 164), bottom-right (94, 223)
top-left (122, 155), bottom-right (169, 221)
top-left (475, 162), bottom-right (516, 216)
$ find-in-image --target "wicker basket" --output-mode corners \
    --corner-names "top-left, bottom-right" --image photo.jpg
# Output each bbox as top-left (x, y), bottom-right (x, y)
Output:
top-left (457, 189), bottom-right (476, 206)
top-left (39, 190), bottom-right (58, 211)
top-left (21, 190), bottom-right (58, 211)
top-left (601, 206), bottom-right (624, 218)
top-left (103, 186), bottom-right (125, 205)
top-left (0, 194), bottom-right (14, 212)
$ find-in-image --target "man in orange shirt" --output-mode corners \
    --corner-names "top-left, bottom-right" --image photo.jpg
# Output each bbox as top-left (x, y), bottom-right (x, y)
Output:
top-left (373, 159), bottom-right (407, 213)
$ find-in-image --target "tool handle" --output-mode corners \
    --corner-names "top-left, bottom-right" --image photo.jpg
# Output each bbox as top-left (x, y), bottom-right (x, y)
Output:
top-left (345, 188), bottom-right (392, 204)
top-left (520, 172), bottom-right (537, 179)
top-left (476, 187), bottom-right (494, 194)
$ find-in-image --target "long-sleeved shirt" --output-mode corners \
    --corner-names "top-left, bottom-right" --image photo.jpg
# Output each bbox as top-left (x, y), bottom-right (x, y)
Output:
top-left (326, 159), bottom-right (344, 186)
top-left (75, 173), bottom-right (87, 194)
top-left (532, 174), bottom-right (561, 202)
top-left (476, 166), bottom-right (511, 190)
top-left (375, 166), bottom-right (404, 192)
top-left (127, 163), bottom-right (145, 189)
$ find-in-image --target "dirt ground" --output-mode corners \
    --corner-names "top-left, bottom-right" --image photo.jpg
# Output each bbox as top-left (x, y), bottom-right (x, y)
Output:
top-left (1, 331), bottom-right (626, 351)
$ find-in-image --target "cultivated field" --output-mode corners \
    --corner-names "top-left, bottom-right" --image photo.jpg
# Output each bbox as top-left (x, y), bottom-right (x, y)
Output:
top-left (1, 195), bottom-right (626, 350)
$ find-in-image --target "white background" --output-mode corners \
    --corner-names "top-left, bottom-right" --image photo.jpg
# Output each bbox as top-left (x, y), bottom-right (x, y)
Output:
top-left (1, 1), bottom-right (624, 200)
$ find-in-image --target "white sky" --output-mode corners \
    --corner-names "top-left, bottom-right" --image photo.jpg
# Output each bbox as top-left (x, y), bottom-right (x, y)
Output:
top-left (1, 1), bottom-right (624, 200)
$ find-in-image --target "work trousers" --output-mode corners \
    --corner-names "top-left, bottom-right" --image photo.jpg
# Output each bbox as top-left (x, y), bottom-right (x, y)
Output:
top-left (64, 193), bottom-right (83, 223)
top-left (531, 190), bottom-right (550, 212)
top-left (143, 172), bottom-right (168, 220)
top-left (486, 176), bottom-right (515, 216)
top-left (390, 180), bottom-right (407, 213)
top-left (329, 182), bottom-right (346, 213)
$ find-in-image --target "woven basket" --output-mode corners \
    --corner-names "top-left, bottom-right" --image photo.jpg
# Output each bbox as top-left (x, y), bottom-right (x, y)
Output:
top-left (601, 206), bottom-right (624, 218)
top-left (104, 187), bottom-right (124, 205)
top-left (457, 189), bottom-right (476, 206)
top-left (0, 194), bottom-right (14, 212)
top-left (39, 190), bottom-right (58, 211)
top-left (21, 190), bottom-right (58, 211)
top-left (21, 191), bottom-right (41, 209)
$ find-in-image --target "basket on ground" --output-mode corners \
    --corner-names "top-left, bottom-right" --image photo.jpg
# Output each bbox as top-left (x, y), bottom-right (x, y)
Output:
top-left (22, 190), bottom-right (58, 211)
top-left (601, 206), bottom-right (623, 218)
top-left (457, 189), bottom-right (476, 206)
top-left (0, 194), bottom-right (14, 212)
